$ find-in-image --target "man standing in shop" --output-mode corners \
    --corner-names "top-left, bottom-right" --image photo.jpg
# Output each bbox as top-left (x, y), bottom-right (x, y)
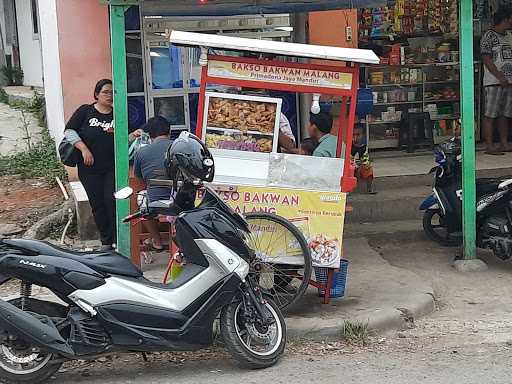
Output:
top-left (308, 111), bottom-right (336, 158)
top-left (481, 7), bottom-right (512, 155)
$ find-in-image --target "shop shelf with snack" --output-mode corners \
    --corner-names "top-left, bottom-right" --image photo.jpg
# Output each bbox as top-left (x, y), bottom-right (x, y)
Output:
top-left (361, 63), bottom-right (480, 149)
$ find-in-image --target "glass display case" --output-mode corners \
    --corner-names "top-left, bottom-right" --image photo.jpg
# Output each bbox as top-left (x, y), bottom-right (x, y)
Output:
top-left (202, 92), bottom-right (282, 157)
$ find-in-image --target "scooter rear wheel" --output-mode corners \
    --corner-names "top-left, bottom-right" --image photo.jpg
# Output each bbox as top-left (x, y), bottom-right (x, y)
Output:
top-left (0, 299), bottom-right (63, 383)
top-left (423, 209), bottom-right (462, 247)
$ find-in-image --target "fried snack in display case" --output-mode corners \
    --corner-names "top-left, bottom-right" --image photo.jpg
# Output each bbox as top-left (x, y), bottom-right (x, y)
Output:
top-left (202, 92), bottom-right (281, 155)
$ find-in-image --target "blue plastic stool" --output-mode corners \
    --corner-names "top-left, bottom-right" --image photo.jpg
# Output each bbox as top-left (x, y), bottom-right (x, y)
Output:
top-left (314, 259), bottom-right (349, 299)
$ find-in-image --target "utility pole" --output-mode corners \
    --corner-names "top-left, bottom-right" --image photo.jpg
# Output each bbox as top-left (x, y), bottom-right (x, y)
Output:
top-left (455, 0), bottom-right (486, 272)
top-left (109, 1), bottom-right (138, 257)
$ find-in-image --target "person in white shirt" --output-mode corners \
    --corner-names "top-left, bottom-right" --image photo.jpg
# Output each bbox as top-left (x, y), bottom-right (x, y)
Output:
top-left (278, 112), bottom-right (297, 152)
top-left (481, 7), bottom-right (512, 155)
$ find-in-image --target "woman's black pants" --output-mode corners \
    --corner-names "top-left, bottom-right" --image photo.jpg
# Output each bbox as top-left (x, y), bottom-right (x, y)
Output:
top-left (78, 167), bottom-right (116, 246)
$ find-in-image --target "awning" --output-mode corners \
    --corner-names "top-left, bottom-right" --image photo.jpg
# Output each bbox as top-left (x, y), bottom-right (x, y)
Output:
top-left (142, 0), bottom-right (388, 17)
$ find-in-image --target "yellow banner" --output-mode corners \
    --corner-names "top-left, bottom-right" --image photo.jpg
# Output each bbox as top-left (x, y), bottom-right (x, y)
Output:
top-left (208, 60), bottom-right (353, 90)
top-left (209, 185), bottom-right (346, 268)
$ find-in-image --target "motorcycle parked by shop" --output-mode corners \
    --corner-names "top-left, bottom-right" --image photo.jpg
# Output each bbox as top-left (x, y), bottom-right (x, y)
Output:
top-left (420, 138), bottom-right (512, 259)
top-left (0, 133), bottom-right (286, 384)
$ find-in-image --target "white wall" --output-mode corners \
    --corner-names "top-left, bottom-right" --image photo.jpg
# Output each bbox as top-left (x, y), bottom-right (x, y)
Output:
top-left (37, 0), bottom-right (64, 143)
top-left (15, 0), bottom-right (43, 87)
top-left (0, 4), bottom-right (7, 72)
top-left (0, 4), bottom-right (6, 54)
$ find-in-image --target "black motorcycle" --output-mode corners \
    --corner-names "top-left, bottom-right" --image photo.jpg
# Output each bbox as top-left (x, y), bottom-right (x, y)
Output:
top-left (0, 133), bottom-right (286, 383)
top-left (420, 138), bottom-right (512, 259)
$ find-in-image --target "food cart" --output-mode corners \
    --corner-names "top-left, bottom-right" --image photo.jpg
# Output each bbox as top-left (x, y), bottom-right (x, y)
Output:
top-left (164, 31), bottom-right (379, 305)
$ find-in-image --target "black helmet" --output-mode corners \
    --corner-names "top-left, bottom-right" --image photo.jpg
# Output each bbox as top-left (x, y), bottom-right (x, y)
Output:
top-left (165, 132), bottom-right (214, 182)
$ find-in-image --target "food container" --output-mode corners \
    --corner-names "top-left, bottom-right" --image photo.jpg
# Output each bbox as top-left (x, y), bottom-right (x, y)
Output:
top-left (438, 52), bottom-right (449, 62)
top-left (390, 89), bottom-right (400, 102)
top-left (425, 104), bottom-right (438, 118)
top-left (400, 68), bottom-right (410, 83)
top-left (409, 68), bottom-right (421, 83)
top-left (390, 52), bottom-right (401, 66)
top-left (400, 89), bottom-right (408, 102)
top-left (370, 72), bottom-right (384, 85)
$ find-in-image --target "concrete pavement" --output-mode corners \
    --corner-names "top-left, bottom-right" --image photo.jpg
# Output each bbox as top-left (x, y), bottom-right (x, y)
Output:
top-left (49, 227), bottom-right (512, 384)
top-left (373, 149), bottom-right (512, 178)
top-left (284, 237), bottom-right (435, 339)
top-left (7, 224), bottom-right (512, 383)
top-left (53, 342), bottom-right (512, 384)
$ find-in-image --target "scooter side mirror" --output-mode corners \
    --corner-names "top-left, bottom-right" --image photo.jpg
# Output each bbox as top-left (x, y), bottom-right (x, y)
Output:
top-left (114, 187), bottom-right (134, 200)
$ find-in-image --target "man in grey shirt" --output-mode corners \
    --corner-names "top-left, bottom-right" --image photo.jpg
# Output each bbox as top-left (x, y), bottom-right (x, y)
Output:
top-left (133, 116), bottom-right (172, 251)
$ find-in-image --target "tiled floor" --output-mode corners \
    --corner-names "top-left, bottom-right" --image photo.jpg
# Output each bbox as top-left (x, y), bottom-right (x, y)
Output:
top-left (373, 151), bottom-right (512, 177)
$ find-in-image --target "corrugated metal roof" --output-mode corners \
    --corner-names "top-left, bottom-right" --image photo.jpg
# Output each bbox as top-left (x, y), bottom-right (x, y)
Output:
top-left (142, 0), bottom-right (387, 16)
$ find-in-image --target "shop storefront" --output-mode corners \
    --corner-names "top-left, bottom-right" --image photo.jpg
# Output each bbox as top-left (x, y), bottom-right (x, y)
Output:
top-left (107, 0), bottom-right (480, 260)
top-left (123, 1), bottom-right (496, 154)
top-left (355, 1), bottom-right (496, 151)
top-left (123, 1), bottom-right (393, 146)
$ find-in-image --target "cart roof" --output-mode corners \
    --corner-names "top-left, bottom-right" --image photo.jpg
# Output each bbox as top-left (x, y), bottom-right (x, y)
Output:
top-left (169, 30), bottom-right (380, 65)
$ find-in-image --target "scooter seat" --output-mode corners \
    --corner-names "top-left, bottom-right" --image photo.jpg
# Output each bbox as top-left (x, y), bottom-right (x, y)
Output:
top-left (498, 178), bottom-right (512, 190)
top-left (2, 239), bottom-right (142, 278)
top-left (148, 200), bottom-right (180, 216)
top-left (476, 178), bottom-right (503, 197)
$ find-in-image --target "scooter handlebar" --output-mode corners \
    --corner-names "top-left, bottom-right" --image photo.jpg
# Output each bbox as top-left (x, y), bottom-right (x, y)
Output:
top-left (122, 212), bottom-right (142, 223)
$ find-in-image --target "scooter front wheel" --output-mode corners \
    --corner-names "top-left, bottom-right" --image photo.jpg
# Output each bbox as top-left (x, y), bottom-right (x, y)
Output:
top-left (221, 298), bottom-right (286, 369)
top-left (422, 209), bottom-right (461, 247)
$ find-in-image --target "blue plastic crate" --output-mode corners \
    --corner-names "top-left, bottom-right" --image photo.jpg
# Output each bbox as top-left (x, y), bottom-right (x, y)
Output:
top-left (314, 259), bottom-right (349, 298)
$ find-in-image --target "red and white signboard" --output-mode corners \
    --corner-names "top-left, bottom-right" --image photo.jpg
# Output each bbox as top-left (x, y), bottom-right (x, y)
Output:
top-left (208, 60), bottom-right (353, 90)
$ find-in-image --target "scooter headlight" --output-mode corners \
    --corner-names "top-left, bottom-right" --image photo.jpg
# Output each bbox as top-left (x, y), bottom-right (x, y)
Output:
top-left (137, 191), bottom-right (147, 207)
top-left (234, 258), bottom-right (250, 280)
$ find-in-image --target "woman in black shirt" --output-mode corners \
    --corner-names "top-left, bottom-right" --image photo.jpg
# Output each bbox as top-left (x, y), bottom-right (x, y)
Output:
top-left (64, 79), bottom-right (117, 250)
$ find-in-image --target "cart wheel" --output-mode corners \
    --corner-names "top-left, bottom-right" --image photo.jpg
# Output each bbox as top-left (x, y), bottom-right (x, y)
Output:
top-left (245, 213), bottom-right (312, 311)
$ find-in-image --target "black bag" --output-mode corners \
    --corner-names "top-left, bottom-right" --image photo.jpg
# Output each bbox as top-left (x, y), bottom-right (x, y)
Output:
top-left (58, 137), bottom-right (80, 167)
